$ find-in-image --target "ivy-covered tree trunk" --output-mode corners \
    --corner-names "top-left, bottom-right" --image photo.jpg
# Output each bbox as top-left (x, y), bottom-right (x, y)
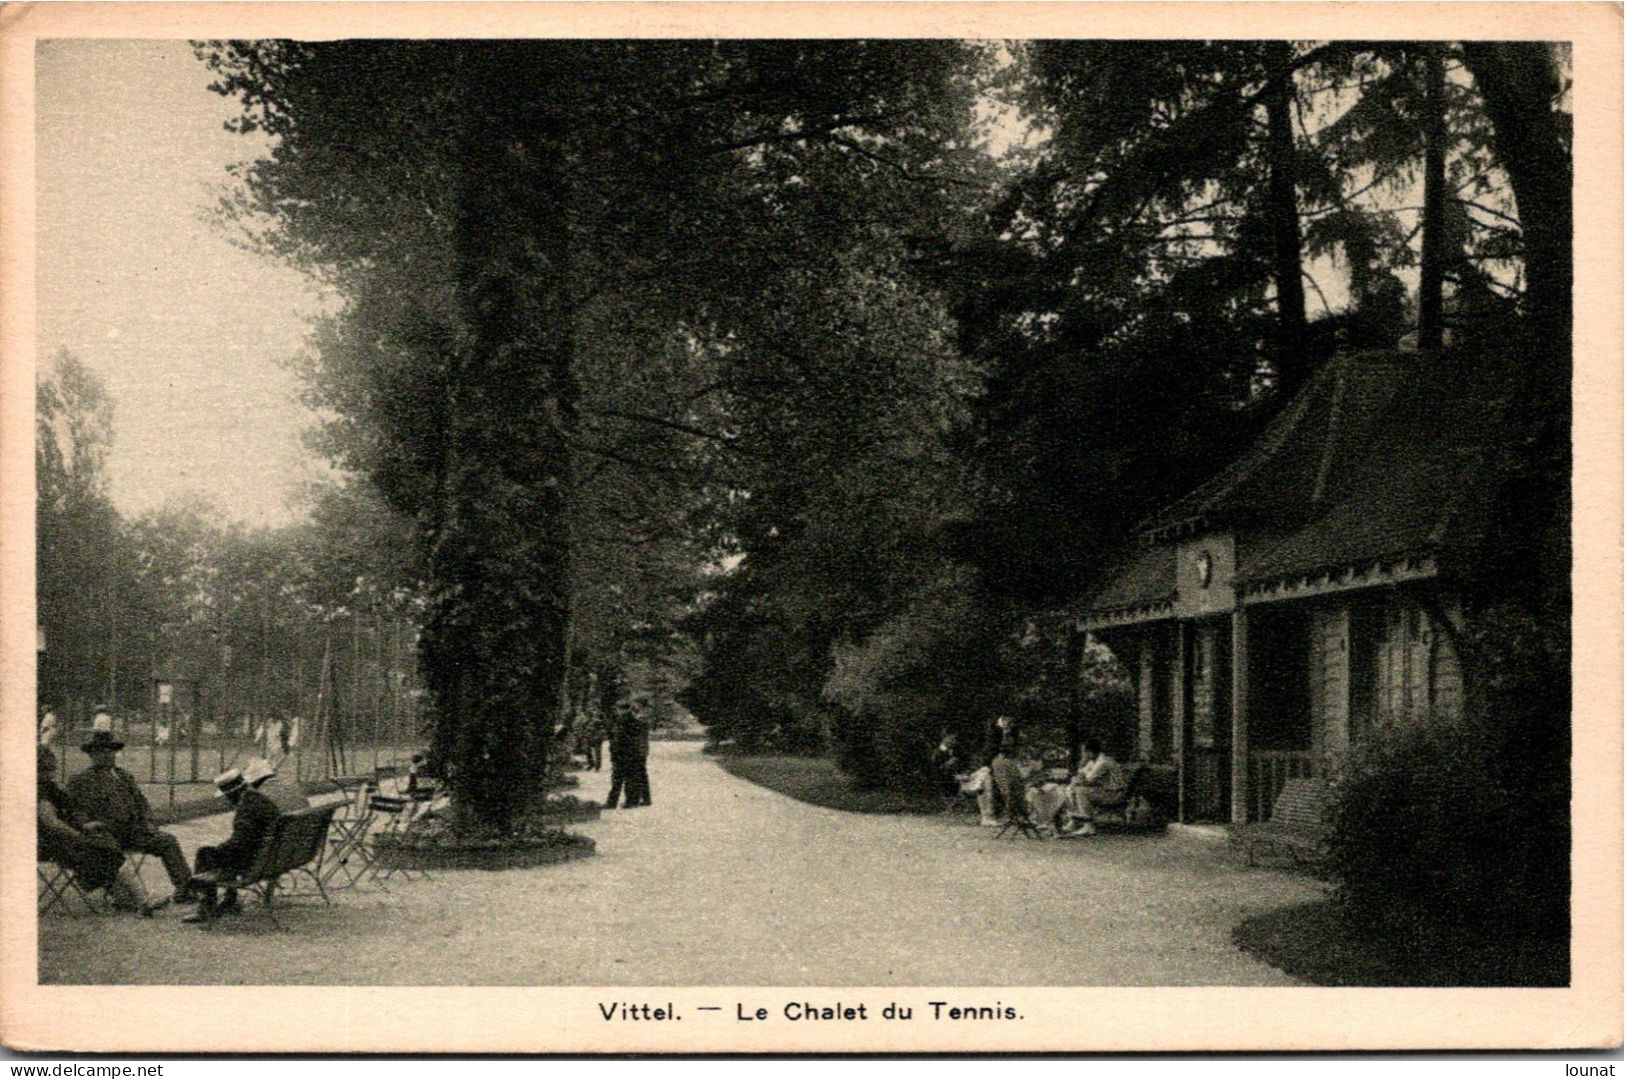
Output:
top-left (422, 54), bottom-right (578, 834)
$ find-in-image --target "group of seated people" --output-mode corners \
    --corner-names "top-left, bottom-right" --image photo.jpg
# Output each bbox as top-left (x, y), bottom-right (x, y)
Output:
top-left (38, 717), bottom-right (312, 924)
top-left (933, 717), bottom-right (1130, 837)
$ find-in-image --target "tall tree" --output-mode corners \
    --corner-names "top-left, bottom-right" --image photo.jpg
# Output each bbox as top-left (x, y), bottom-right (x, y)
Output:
top-left (1265, 40), bottom-right (1309, 373)
top-left (36, 351), bottom-right (137, 716)
top-left (1459, 43), bottom-right (1572, 357)
top-left (204, 39), bottom-right (983, 829)
top-left (1417, 44), bottom-right (1449, 350)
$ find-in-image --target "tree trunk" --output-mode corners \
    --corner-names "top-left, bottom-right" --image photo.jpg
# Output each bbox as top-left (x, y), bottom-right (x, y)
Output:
top-left (1065, 627), bottom-right (1084, 772)
top-left (1418, 45), bottom-right (1449, 351)
top-left (1458, 42), bottom-right (1572, 635)
top-left (421, 49), bottom-right (578, 834)
top-left (1265, 42), bottom-right (1308, 392)
top-left (1460, 43), bottom-right (1572, 360)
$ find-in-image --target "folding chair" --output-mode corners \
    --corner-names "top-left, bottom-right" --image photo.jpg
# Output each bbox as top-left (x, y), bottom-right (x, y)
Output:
top-left (38, 863), bottom-right (107, 915)
top-left (317, 781), bottom-right (382, 891)
top-left (995, 798), bottom-right (1047, 840)
top-left (366, 793), bottom-right (432, 883)
top-left (123, 850), bottom-right (151, 888)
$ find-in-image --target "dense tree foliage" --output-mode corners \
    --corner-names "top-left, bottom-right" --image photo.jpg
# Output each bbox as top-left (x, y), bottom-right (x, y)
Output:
top-left (36, 351), bottom-right (141, 716)
top-left (201, 39), bottom-right (987, 829)
top-left (187, 40), bottom-right (1570, 871)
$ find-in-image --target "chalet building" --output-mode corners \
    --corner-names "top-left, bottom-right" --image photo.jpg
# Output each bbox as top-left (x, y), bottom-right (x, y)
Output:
top-left (1075, 349), bottom-right (1500, 824)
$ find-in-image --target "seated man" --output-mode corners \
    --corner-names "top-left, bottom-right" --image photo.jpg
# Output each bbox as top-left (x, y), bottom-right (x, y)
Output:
top-left (1059, 738), bottom-right (1129, 837)
top-left (245, 757), bottom-right (309, 812)
top-left (182, 768), bottom-right (281, 923)
top-left (38, 745), bottom-right (161, 915)
top-left (67, 721), bottom-right (193, 903)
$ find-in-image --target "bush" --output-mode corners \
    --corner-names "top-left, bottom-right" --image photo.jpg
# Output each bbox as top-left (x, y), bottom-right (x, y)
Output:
top-left (1325, 706), bottom-right (1568, 975)
top-left (822, 569), bottom-right (1017, 791)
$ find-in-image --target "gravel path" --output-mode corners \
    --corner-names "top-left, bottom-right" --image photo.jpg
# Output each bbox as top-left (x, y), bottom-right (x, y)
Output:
top-left (39, 741), bottom-right (1322, 985)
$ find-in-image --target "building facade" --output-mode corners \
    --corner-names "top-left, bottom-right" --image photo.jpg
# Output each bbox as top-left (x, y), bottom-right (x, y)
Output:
top-left (1075, 350), bottom-right (1492, 823)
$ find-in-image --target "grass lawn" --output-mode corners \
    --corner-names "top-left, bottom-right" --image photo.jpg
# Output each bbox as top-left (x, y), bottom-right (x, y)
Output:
top-left (1232, 900), bottom-right (1568, 987)
top-left (711, 751), bottom-right (951, 815)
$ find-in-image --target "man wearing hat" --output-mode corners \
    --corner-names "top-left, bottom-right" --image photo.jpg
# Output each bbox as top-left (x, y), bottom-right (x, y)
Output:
top-left (182, 767), bottom-right (280, 923)
top-left (66, 716), bottom-right (193, 902)
top-left (38, 744), bottom-right (165, 915)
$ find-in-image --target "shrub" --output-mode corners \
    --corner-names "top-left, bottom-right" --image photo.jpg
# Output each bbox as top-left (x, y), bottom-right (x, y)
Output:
top-left (823, 568), bottom-right (1018, 791)
top-left (1325, 704), bottom-right (1568, 975)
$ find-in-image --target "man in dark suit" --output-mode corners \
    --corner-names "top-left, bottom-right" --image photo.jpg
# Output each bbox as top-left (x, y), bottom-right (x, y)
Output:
top-left (604, 706), bottom-right (653, 808)
top-left (67, 722), bottom-right (193, 902)
top-left (623, 711), bottom-right (652, 807)
top-left (604, 707), bottom-right (631, 808)
top-left (38, 745), bottom-right (162, 913)
top-left (182, 768), bottom-right (281, 923)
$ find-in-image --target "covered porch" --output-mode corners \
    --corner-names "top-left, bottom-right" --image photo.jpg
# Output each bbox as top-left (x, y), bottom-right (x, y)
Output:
top-left (1082, 555), bottom-right (1459, 824)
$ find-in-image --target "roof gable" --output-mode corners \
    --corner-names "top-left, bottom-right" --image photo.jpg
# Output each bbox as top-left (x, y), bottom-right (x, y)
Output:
top-left (1082, 348), bottom-right (1509, 617)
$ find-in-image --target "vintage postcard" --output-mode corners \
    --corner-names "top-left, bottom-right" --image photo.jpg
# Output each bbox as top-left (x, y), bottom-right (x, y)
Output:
top-left (1, 1), bottom-right (1619, 1055)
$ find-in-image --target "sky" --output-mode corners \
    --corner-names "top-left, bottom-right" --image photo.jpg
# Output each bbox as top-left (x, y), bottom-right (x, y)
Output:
top-left (37, 39), bottom-right (335, 529)
top-left (32, 40), bottom-right (1506, 531)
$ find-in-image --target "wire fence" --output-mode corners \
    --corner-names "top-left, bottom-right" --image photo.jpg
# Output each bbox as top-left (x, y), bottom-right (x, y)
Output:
top-left (46, 713), bottom-right (425, 808)
top-left (41, 610), bottom-right (430, 806)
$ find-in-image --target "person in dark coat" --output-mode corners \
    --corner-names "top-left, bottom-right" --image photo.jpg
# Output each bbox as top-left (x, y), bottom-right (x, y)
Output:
top-left (983, 714), bottom-right (1023, 822)
top-left (622, 711), bottom-right (652, 807)
top-left (182, 768), bottom-right (281, 923)
top-left (579, 716), bottom-right (605, 771)
top-left (37, 745), bottom-right (158, 913)
top-left (67, 723), bottom-right (193, 901)
top-left (604, 705), bottom-right (653, 808)
top-left (603, 707), bottom-right (631, 808)
top-left (603, 712), bottom-right (623, 808)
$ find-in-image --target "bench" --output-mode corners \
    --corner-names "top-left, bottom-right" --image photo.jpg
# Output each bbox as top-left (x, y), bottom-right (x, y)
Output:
top-left (192, 803), bottom-right (340, 925)
top-left (1083, 763), bottom-right (1151, 826)
top-left (1229, 776), bottom-right (1330, 869)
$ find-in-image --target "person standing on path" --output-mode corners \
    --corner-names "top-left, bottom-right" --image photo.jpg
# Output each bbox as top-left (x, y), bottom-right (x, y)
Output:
top-left (66, 719), bottom-right (193, 903)
top-left (623, 710), bottom-right (652, 807)
top-left (976, 713), bottom-right (1022, 826)
top-left (580, 714), bottom-right (605, 771)
top-left (603, 706), bottom-right (630, 808)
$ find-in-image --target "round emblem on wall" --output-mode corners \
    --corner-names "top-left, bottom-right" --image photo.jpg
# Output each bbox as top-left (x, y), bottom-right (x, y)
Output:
top-left (1196, 549), bottom-right (1213, 588)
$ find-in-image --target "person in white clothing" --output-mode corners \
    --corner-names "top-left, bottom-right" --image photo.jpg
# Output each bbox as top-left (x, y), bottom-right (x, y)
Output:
top-left (1060, 738), bottom-right (1129, 836)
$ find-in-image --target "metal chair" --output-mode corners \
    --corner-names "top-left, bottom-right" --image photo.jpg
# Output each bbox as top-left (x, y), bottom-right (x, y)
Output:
top-left (992, 765), bottom-right (1047, 841)
top-left (366, 793), bottom-right (432, 884)
top-left (37, 863), bottom-right (106, 915)
top-left (317, 781), bottom-right (382, 891)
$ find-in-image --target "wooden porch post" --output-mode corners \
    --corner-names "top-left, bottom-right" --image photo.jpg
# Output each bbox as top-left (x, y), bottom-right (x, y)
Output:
top-left (1136, 637), bottom-right (1156, 758)
top-left (1230, 606), bottom-right (1251, 824)
top-left (1171, 621), bottom-right (1187, 823)
top-left (1065, 626), bottom-right (1084, 772)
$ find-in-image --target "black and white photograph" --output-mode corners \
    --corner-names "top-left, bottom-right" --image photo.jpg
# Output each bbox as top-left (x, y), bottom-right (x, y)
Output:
top-left (3, 2), bottom-right (1619, 1055)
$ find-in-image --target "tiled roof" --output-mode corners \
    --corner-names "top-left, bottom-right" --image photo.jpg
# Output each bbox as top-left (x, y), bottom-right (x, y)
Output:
top-left (1086, 543), bottom-right (1178, 614)
top-left (1145, 350), bottom-right (1414, 537)
top-left (1081, 349), bottom-right (1506, 616)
